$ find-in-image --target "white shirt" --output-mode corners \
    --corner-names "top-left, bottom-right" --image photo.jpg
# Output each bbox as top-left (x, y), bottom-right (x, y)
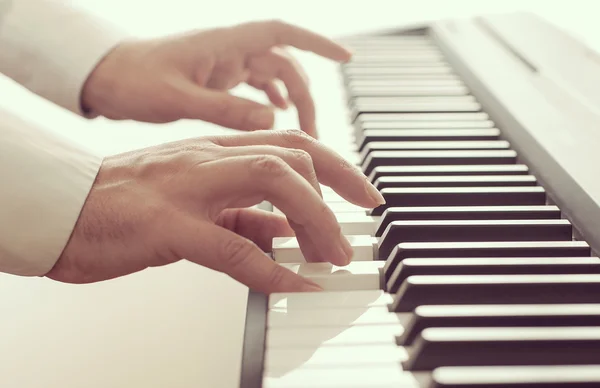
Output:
top-left (0, 0), bottom-right (127, 276)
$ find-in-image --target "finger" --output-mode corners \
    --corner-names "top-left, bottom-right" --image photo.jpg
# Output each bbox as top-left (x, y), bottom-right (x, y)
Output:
top-left (191, 155), bottom-right (353, 266)
top-left (168, 215), bottom-right (322, 294)
top-left (276, 47), bottom-right (310, 87)
top-left (217, 144), bottom-right (322, 196)
top-left (247, 49), bottom-right (316, 137)
top-left (212, 145), bottom-right (325, 264)
top-left (215, 208), bottom-right (294, 251)
top-left (210, 130), bottom-right (385, 208)
top-left (205, 61), bottom-right (248, 90)
top-left (246, 78), bottom-right (288, 109)
top-left (231, 20), bottom-right (352, 62)
top-left (175, 80), bottom-right (275, 131)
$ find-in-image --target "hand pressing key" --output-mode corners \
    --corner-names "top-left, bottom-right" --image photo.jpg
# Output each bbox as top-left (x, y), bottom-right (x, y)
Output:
top-left (46, 130), bottom-right (385, 294)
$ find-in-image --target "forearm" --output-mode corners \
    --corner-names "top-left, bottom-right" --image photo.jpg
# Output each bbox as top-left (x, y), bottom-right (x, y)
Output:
top-left (0, 0), bottom-right (128, 115)
top-left (0, 106), bottom-right (103, 276)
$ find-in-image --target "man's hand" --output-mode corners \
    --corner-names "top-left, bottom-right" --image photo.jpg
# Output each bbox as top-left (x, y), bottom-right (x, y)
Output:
top-left (47, 130), bottom-right (384, 293)
top-left (81, 20), bottom-right (352, 137)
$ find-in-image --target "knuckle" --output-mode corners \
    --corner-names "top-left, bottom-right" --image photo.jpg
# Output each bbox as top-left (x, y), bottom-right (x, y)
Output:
top-left (221, 238), bottom-right (256, 269)
top-left (288, 149), bottom-right (313, 167)
top-left (280, 129), bottom-right (314, 147)
top-left (288, 149), bottom-right (317, 181)
top-left (249, 155), bottom-right (289, 177)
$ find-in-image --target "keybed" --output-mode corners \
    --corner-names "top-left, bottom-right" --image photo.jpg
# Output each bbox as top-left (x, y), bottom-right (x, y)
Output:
top-left (256, 32), bottom-right (600, 388)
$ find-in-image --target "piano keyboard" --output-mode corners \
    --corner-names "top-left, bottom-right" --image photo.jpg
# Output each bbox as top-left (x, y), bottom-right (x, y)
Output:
top-left (239, 13), bottom-right (600, 388)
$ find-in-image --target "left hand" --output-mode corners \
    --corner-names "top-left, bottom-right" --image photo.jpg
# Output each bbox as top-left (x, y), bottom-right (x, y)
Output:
top-left (81, 20), bottom-right (352, 137)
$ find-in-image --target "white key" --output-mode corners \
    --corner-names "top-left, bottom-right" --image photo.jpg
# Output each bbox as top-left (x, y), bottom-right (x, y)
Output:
top-left (264, 344), bottom-right (408, 371)
top-left (268, 306), bottom-right (411, 328)
top-left (263, 365), bottom-right (417, 388)
top-left (320, 184), bottom-right (336, 193)
top-left (266, 324), bottom-right (402, 348)
top-left (273, 235), bottom-right (377, 263)
top-left (281, 261), bottom-right (383, 291)
top-left (269, 290), bottom-right (393, 310)
top-left (323, 190), bottom-right (345, 202)
top-left (336, 213), bottom-right (379, 235)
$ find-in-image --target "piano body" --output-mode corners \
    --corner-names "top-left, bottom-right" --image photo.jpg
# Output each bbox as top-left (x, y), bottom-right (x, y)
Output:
top-left (239, 12), bottom-right (600, 388)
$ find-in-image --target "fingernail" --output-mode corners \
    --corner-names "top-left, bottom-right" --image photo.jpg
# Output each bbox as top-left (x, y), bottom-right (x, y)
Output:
top-left (365, 179), bottom-right (386, 205)
top-left (249, 108), bottom-right (274, 128)
top-left (301, 282), bottom-right (323, 292)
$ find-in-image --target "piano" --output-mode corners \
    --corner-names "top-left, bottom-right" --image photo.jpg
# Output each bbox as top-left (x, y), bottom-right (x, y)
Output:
top-left (239, 12), bottom-right (600, 388)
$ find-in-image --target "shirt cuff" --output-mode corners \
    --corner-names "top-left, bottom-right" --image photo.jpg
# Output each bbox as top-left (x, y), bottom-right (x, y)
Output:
top-left (0, 0), bottom-right (130, 116)
top-left (0, 107), bottom-right (103, 276)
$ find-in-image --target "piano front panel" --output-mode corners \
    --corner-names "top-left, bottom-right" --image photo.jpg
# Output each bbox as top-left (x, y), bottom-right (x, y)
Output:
top-left (239, 18), bottom-right (600, 388)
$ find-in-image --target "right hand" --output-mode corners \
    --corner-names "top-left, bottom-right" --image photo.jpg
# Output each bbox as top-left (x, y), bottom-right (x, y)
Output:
top-left (46, 130), bottom-right (385, 293)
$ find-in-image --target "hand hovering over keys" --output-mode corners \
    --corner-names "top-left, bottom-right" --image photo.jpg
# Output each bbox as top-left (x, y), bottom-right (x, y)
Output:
top-left (46, 130), bottom-right (385, 293)
top-left (81, 20), bottom-right (352, 137)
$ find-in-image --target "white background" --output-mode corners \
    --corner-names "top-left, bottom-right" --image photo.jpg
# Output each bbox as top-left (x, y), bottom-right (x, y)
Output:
top-left (0, 1), bottom-right (599, 387)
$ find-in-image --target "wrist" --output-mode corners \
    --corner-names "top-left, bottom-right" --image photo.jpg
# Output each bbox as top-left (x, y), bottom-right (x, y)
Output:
top-left (80, 42), bottom-right (130, 118)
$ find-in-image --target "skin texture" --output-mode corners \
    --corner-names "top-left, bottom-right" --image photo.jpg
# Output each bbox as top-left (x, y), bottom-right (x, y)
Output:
top-left (48, 131), bottom-right (385, 294)
top-left (80, 20), bottom-right (353, 137)
top-left (47, 20), bottom-right (378, 294)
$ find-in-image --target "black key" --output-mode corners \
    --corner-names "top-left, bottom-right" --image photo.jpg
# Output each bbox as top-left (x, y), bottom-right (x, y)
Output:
top-left (373, 175), bottom-right (536, 190)
top-left (400, 302), bottom-right (600, 346)
top-left (356, 112), bottom-right (489, 122)
top-left (375, 205), bottom-right (561, 237)
top-left (382, 241), bottom-right (591, 282)
top-left (391, 274), bottom-right (600, 312)
top-left (371, 186), bottom-right (546, 216)
top-left (361, 120), bottom-right (494, 129)
top-left (404, 326), bottom-right (600, 370)
top-left (368, 164), bottom-right (529, 182)
top-left (363, 150), bottom-right (517, 175)
top-left (358, 129), bottom-right (500, 151)
top-left (360, 141), bottom-right (510, 162)
top-left (429, 365), bottom-right (600, 387)
top-left (378, 219), bottom-right (572, 261)
top-left (387, 257), bottom-right (600, 294)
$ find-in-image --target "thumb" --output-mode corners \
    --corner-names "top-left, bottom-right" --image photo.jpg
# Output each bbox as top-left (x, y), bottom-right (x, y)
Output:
top-left (168, 216), bottom-right (323, 294)
top-left (178, 82), bottom-right (276, 131)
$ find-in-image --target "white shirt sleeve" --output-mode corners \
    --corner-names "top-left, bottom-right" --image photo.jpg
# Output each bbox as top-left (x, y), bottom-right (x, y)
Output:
top-left (0, 0), bottom-right (129, 115)
top-left (0, 108), bottom-right (104, 276)
top-left (0, 0), bottom-right (129, 276)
